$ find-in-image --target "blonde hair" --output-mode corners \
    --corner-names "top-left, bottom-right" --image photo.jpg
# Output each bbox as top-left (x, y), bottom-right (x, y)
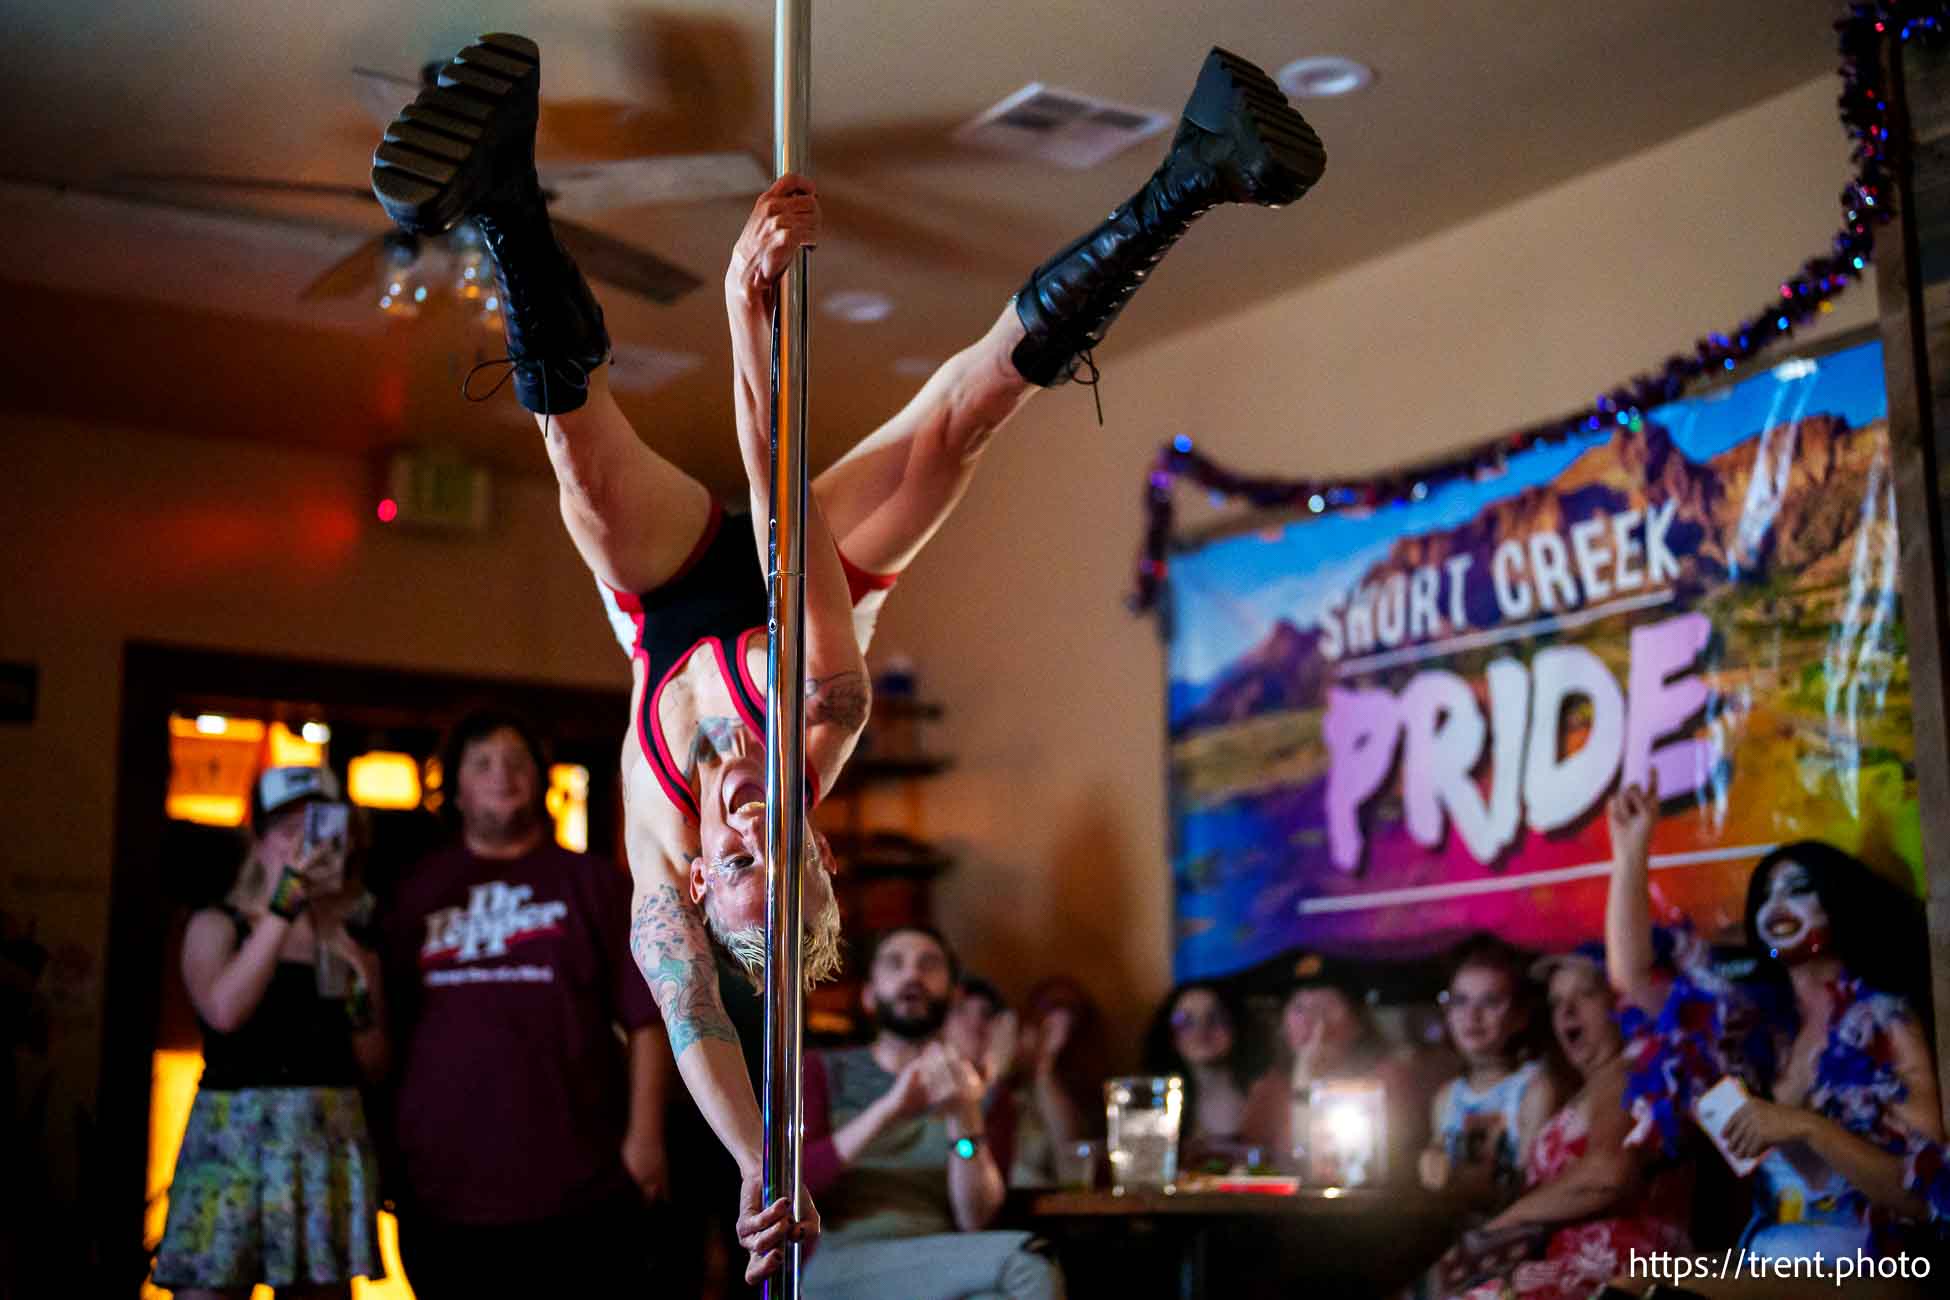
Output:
top-left (708, 837), bottom-right (843, 990)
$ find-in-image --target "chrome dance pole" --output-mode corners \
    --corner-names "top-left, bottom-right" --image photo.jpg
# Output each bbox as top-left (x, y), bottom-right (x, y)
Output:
top-left (762, 0), bottom-right (813, 1297)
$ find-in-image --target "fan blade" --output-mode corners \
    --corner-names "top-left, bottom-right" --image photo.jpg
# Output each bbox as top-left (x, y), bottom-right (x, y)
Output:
top-left (553, 218), bottom-right (702, 304)
top-left (4, 173), bottom-right (372, 244)
top-left (353, 66), bottom-right (424, 127)
top-left (817, 187), bottom-right (987, 273)
top-left (112, 172), bottom-right (379, 206)
top-left (300, 233), bottom-right (388, 301)
top-left (538, 153), bottom-right (768, 215)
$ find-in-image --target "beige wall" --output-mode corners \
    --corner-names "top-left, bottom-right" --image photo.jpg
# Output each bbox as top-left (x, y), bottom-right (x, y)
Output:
top-left (866, 73), bottom-right (1875, 1060)
top-left (0, 73), bottom-right (1877, 1134)
top-left (0, 416), bottom-right (625, 1186)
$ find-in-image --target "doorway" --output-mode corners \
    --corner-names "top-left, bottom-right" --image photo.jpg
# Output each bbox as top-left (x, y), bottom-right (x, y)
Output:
top-left (103, 641), bottom-right (627, 1294)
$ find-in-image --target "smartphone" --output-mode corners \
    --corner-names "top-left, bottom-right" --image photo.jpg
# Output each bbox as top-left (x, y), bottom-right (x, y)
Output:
top-left (302, 800), bottom-right (351, 895)
top-left (1694, 1075), bottom-right (1762, 1177)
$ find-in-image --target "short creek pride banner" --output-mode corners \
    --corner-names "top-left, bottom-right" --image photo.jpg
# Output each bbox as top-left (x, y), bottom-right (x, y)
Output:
top-left (1165, 340), bottom-right (1918, 979)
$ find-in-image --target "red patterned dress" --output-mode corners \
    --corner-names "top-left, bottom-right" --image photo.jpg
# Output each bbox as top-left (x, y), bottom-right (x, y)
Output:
top-left (1453, 1099), bottom-right (1691, 1300)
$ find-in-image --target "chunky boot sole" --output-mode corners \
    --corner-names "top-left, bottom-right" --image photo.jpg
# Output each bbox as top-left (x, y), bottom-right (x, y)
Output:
top-left (371, 33), bottom-right (541, 235)
top-left (1183, 47), bottom-right (1326, 207)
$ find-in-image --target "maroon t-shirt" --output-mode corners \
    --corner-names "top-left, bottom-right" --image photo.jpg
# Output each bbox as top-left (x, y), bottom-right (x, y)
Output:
top-left (383, 840), bottom-right (659, 1224)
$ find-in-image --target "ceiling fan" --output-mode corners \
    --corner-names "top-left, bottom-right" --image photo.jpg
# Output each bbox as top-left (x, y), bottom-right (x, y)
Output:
top-left (102, 42), bottom-right (777, 311)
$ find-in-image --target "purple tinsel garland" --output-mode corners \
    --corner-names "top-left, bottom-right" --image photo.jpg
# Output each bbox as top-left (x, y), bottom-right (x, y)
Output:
top-left (1132, 1), bottom-right (1948, 613)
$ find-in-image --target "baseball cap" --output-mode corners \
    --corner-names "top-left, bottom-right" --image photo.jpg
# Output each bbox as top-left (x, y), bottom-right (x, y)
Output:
top-left (1530, 929), bottom-right (1677, 984)
top-left (1529, 941), bottom-right (1607, 984)
top-left (251, 765), bottom-right (342, 831)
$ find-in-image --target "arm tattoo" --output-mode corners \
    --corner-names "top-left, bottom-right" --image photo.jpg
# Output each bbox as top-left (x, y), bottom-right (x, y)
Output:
top-left (805, 670), bottom-right (869, 730)
top-left (629, 883), bottom-right (739, 1059)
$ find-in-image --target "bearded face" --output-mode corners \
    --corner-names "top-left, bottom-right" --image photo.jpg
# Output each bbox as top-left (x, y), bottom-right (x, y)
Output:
top-left (1755, 861), bottom-right (1831, 963)
top-left (864, 930), bottom-right (955, 1043)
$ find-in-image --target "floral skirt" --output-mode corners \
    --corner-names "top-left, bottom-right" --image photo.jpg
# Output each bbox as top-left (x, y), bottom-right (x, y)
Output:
top-left (153, 1085), bottom-right (382, 1288)
top-left (1453, 1215), bottom-right (1690, 1300)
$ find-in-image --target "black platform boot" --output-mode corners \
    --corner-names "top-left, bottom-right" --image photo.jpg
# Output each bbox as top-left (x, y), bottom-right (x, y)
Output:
top-left (369, 34), bottom-right (608, 415)
top-left (1010, 47), bottom-right (1326, 388)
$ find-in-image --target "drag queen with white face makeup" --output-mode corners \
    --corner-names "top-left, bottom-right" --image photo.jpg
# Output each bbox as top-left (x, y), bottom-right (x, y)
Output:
top-left (1606, 782), bottom-right (1944, 1275)
top-left (1752, 859), bottom-right (1829, 961)
top-left (1716, 844), bottom-right (1943, 1261)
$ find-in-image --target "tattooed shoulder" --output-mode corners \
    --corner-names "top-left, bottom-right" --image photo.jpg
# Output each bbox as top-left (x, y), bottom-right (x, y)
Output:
top-left (686, 714), bottom-right (746, 776)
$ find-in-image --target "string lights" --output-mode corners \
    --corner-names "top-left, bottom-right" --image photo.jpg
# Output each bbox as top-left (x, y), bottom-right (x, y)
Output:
top-left (1132, 2), bottom-right (1948, 613)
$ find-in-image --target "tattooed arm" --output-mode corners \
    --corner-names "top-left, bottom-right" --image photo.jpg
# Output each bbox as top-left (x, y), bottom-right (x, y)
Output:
top-left (620, 751), bottom-right (815, 1280)
top-left (805, 667), bottom-right (870, 796)
top-left (627, 877), bottom-right (763, 1170)
top-left (628, 873), bottom-right (820, 1279)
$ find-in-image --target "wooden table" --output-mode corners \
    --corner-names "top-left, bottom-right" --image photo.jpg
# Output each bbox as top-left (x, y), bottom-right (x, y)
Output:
top-left (1014, 1186), bottom-right (1464, 1300)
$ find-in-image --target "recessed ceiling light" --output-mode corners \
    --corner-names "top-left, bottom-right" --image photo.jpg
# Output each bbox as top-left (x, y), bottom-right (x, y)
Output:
top-left (823, 290), bottom-right (894, 323)
top-left (1277, 56), bottom-right (1374, 99)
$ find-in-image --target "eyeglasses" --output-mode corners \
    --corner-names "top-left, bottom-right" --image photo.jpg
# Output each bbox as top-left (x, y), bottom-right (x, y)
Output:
top-left (1170, 1009), bottom-right (1231, 1033)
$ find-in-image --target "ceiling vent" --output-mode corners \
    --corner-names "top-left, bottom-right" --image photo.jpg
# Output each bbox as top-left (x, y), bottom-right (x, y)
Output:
top-left (954, 83), bottom-right (1169, 169)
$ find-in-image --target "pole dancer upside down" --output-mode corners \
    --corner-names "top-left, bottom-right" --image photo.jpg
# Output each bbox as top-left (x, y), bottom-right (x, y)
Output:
top-left (371, 31), bottom-right (1323, 1280)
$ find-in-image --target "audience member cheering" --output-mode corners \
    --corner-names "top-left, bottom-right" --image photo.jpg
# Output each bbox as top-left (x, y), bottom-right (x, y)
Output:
top-left (1417, 936), bottom-right (1558, 1211)
top-left (1007, 978), bottom-right (1110, 1187)
top-left (799, 927), bottom-right (1060, 1299)
top-left (1414, 944), bottom-right (1691, 1300)
top-left (1605, 775), bottom-right (1942, 1269)
top-left (153, 767), bottom-right (385, 1298)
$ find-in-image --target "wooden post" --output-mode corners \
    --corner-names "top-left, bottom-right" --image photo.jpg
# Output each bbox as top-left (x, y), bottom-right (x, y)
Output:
top-left (1876, 30), bottom-right (1950, 1114)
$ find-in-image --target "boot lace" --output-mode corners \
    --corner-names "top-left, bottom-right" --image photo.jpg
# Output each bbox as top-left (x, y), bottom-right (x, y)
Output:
top-left (461, 355), bottom-right (597, 438)
top-left (1073, 349), bottom-right (1104, 426)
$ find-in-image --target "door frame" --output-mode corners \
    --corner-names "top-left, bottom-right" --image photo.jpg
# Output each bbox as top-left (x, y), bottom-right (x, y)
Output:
top-left (100, 639), bottom-right (628, 1278)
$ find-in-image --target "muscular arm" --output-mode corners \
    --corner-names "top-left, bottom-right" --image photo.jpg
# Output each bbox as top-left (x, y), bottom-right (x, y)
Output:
top-left (727, 325), bottom-right (868, 702)
top-left (724, 183), bottom-right (870, 790)
top-left (627, 878), bottom-right (765, 1179)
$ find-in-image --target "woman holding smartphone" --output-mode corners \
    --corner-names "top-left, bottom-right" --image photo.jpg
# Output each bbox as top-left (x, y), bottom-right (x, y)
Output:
top-left (152, 766), bottom-right (388, 1299)
top-left (1603, 776), bottom-right (1941, 1268)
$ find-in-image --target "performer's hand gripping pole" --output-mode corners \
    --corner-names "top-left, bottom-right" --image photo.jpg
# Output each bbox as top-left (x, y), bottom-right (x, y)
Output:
top-left (762, 1), bottom-right (813, 1297)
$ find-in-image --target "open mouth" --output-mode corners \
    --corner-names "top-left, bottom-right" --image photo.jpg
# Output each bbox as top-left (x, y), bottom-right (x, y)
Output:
top-left (726, 776), bottom-right (766, 819)
top-left (1764, 916), bottom-right (1803, 941)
